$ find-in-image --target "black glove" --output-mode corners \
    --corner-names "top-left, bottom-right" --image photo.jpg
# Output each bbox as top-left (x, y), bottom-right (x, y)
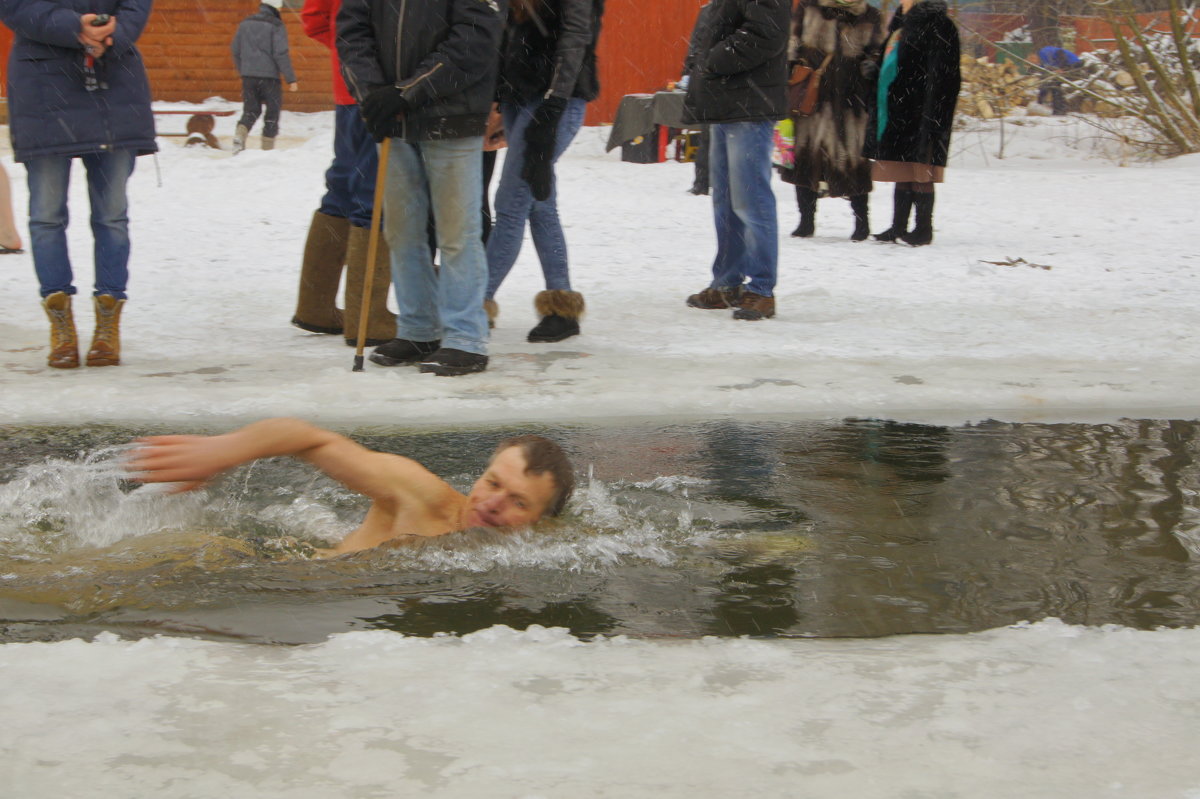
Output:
top-left (859, 57), bottom-right (879, 82)
top-left (361, 86), bottom-right (409, 142)
top-left (521, 96), bottom-right (568, 202)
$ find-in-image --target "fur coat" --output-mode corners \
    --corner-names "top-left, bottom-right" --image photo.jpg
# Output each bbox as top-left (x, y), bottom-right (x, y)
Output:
top-left (781, 0), bottom-right (884, 196)
top-left (863, 0), bottom-right (961, 168)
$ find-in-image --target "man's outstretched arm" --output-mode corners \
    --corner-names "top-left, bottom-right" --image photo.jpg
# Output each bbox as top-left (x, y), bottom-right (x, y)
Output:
top-left (126, 418), bottom-right (454, 513)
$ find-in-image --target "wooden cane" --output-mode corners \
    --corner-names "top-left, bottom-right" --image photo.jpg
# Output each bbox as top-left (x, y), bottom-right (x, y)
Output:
top-left (353, 136), bottom-right (392, 371)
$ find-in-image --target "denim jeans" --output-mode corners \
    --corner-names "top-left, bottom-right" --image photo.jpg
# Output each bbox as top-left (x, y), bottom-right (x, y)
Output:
top-left (383, 135), bottom-right (489, 355)
top-left (708, 120), bottom-right (778, 297)
top-left (485, 97), bottom-right (586, 299)
top-left (26, 149), bottom-right (136, 300)
top-left (319, 105), bottom-right (378, 228)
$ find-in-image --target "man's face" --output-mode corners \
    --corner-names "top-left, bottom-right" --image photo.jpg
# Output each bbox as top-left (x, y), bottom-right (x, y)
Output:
top-left (464, 446), bottom-right (557, 529)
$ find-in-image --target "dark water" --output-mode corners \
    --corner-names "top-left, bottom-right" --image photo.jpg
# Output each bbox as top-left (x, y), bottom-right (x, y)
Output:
top-left (2, 418), bottom-right (1199, 645)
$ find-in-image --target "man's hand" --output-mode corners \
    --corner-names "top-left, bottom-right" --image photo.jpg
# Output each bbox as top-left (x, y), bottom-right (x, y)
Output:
top-left (288, 82), bottom-right (299, 92)
top-left (80, 13), bottom-right (116, 57)
top-left (125, 434), bottom-right (238, 494)
top-left (521, 96), bottom-right (567, 202)
top-left (361, 85), bottom-right (409, 142)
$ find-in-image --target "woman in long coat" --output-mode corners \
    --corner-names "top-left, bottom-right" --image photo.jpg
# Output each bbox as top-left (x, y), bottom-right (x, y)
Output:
top-left (781, 0), bottom-right (884, 241)
top-left (863, 0), bottom-right (960, 246)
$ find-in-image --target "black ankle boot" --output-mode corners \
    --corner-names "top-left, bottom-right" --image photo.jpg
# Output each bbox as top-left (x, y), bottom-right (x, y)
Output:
top-left (849, 194), bottom-right (870, 241)
top-left (527, 314), bottom-right (580, 343)
top-left (900, 191), bottom-right (935, 246)
top-left (874, 185), bottom-right (913, 242)
top-left (791, 186), bottom-right (818, 237)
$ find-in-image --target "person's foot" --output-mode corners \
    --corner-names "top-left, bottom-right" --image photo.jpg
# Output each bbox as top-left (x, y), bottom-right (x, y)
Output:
top-left (527, 314), bottom-right (580, 343)
top-left (418, 347), bottom-right (488, 376)
top-left (732, 292), bottom-right (775, 320)
top-left (369, 338), bottom-right (441, 367)
top-left (686, 285), bottom-right (743, 309)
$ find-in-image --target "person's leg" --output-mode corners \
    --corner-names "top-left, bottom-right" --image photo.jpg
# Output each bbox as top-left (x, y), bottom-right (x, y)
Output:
top-left (690, 127), bottom-right (710, 195)
top-left (793, 183), bottom-right (818, 238)
top-left (344, 109), bottom-right (379, 230)
top-left (383, 138), bottom-right (441, 345)
top-left (237, 77), bottom-right (261, 133)
top-left (25, 156), bottom-right (75, 298)
top-left (422, 136), bottom-right (489, 363)
top-left (318, 105), bottom-right (359, 221)
top-left (82, 149), bottom-right (135, 365)
top-left (874, 181), bottom-right (913, 242)
top-left (526, 97), bottom-right (585, 292)
top-left (485, 102), bottom-right (534, 300)
top-left (261, 78), bottom-right (283, 147)
top-left (849, 194), bottom-right (870, 241)
top-left (722, 120), bottom-right (777, 308)
top-left (0, 162), bottom-right (23, 251)
top-left (685, 122), bottom-right (742, 309)
top-left (901, 181), bottom-right (936, 246)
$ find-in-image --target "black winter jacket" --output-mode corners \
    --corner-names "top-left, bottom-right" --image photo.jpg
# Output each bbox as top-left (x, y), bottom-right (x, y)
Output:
top-left (682, 0), bottom-right (790, 125)
top-left (336, 0), bottom-right (505, 141)
top-left (497, 0), bottom-right (603, 105)
top-left (863, 0), bottom-right (960, 167)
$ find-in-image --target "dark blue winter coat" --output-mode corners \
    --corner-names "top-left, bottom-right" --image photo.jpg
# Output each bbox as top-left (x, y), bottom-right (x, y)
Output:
top-left (0, 0), bottom-right (157, 163)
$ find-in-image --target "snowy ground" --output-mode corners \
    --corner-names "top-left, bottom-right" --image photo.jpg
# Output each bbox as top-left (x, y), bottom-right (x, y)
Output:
top-left (3, 106), bottom-right (1200, 797)
top-left (2, 104), bottom-right (1198, 427)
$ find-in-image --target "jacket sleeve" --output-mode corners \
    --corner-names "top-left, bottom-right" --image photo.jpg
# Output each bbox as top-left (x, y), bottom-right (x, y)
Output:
top-left (231, 24), bottom-right (243, 72)
top-left (274, 22), bottom-right (298, 83)
top-left (336, 0), bottom-right (386, 102)
top-left (107, 0), bottom-right (152, 56)
top-left (703, 0), bottom-right (789, 77)
top-left (545, 0), bottom-right (593, 100)
top-left (0, 0), bottom-right (94, 49)
top-left (395, 0), bottom-right (505, 111)
top-left (915, 14), bottom-right (959, 162)
top-left (301, 0), bottom-right (335, 48)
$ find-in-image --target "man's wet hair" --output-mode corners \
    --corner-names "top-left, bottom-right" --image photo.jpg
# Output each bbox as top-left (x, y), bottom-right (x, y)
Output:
top-left (492, 435), bottom-right (575, 516)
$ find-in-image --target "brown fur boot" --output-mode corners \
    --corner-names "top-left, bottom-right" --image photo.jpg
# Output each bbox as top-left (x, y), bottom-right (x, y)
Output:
top-left (86, 294), bottom-right (125, 366)
top-left (343, 224), bottom-right (396, 347)
top-left (528, 290), bottom-right (584, 343)
top-left (292, 210), bottom-right (349, 335)
top-left (42, 292), bottom-right (79, 369)
top-left (484, 298), bottom-right (499, 329)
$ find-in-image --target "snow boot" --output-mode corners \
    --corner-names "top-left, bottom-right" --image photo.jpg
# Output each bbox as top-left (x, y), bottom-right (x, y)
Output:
top-left (343, 224), bottom-right (396, 347)
top-left (484, 298), bottom-right (499, 329)
top-left (369, 337), bottom-right (441, 367)
top-left (849, 194), bottom-right (870, 241)
top-left (900, 191), bottom-right (935, 246)
top-left (874, 185), bottom-right (913, 242)
top-left (262, 136), bottom-right (276, 151)
top-left (42, 292), bottom-right (79, 369)
top-left (791, 186), bottom-right (818, 237)
top-left (687, 285), bottom-right (743, 309)
top-left (232, 123), bottom-right (248, 155)
top-left (418, 347), bottom-right (488, 376)
top-left (86, 294), bottom-right (124, 367)
top-left (732, 291), bottom-right (775, 321)
top-left (528, 290), bottom-right (584, 343)
top-left (292, 210), bottom-right (349, 335)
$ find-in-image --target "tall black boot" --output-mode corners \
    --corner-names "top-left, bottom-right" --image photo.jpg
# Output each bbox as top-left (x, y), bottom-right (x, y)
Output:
top-left (874, 185), bottom-right (913, 242)
top-left (900, 190), bottom-right (935, 246)
top-left (791, 185), bottom-right (818, 238)
top-left (849, 194), bottom-right (870, 241)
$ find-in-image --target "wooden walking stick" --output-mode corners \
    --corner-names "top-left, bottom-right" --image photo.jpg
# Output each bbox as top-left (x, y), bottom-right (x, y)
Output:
top-left (353, 137), bottom-right (392, 372)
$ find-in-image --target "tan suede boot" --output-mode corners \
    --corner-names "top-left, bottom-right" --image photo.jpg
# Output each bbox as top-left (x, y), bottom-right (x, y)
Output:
top-left (262, 136), bottom-right (276, 151)
top-left (484, 298), bottom-right (499, 329)
top-left (292, 210), bottom-right (350, 335)
top-left (528, 290), bottom-right (584, 343)
top-left (86, 294), bottom-right (125, 366)
top-left (42, 292), bottom-right (79, 369)
top-left (343, 224), bottom-right (396, 347)
top-left (232, 123), bottom-right (249, 155)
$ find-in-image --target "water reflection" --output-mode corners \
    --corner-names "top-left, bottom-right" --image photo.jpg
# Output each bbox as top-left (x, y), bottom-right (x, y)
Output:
top-left (1, 418), bottom-right (1199, 644)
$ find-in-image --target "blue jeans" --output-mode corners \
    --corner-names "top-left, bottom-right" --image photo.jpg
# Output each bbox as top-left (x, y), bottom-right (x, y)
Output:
top-left (485, 98), bottom-right (586, 299)
top-left (319, 105), bottom-right (377, 228)
top-left (708, 121), bottom-right (778, 297)
top-left (383, 136), bottom-right (489, 355)
top-left (26, 150), bottom-right (136, 300)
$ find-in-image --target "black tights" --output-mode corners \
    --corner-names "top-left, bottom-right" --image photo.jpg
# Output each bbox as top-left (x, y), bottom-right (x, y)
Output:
top-left (896, 180), bottom-right (934, 194)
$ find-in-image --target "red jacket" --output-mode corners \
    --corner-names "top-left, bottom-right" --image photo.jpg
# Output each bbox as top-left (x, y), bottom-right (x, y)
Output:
top-left (301, 0), bottom-right (355, 105)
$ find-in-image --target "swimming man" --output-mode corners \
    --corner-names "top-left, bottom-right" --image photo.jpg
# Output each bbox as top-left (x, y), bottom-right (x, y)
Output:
top-left (126, 418), bottom-right (574, 555)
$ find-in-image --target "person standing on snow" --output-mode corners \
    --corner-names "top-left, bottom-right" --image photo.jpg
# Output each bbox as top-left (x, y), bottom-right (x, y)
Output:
top-left (683, 0), bottom-right (790, 322)
top-left (230, 0), bottom-right (298, 154)
top-left (863, 0), bottom-right (960, 246)
top-left (482, 0), bottom-right (605, 344)
top-left (289, 0), bottom-right (395, 347)
top-left (338, 0), bottom-right (503, 376)
top-left (0, 0), bottom-right (157, 370)
top-left (780, 0), bottom-right (884, 242)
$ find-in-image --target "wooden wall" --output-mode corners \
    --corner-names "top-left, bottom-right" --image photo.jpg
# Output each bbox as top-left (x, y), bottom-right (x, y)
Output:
top-left (0, 0), bottom-right (709, 124)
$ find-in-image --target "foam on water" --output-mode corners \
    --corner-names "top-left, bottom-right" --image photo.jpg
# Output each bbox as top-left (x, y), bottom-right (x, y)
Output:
top-left (2, 619), bottom-right (1198, 798)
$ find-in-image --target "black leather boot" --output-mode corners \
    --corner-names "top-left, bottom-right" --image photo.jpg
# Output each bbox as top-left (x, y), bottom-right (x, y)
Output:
top-left (874, 185), bottom-right (913, 242)
top-left (791, 185), bottom-right (818, 237)
top-left (901, 190), bottom-right (935, 246)
top-left (849, 194), bottom-right (870, 241)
